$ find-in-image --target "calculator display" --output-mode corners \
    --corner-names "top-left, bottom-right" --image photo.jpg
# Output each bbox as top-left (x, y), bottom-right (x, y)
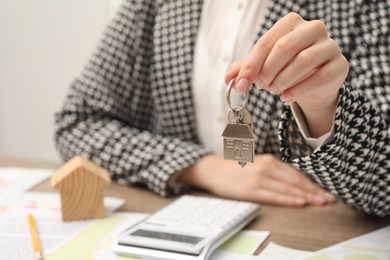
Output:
top-left (131, 229), bottom-right (204, 245)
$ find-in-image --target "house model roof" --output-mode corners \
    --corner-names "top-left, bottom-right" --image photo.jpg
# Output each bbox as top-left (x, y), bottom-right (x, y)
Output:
top-left (51, 156), bottom-right (111, 188)
top-left (222, 124), bottom-right (255, 140)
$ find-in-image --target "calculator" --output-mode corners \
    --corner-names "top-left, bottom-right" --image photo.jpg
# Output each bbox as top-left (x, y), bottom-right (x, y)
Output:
top-left (112, 195), bottom-right (261, 260)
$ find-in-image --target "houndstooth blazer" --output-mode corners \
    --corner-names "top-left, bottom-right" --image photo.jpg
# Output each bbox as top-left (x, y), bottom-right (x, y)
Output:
top-left (55, 0), bottom-right (390, 216)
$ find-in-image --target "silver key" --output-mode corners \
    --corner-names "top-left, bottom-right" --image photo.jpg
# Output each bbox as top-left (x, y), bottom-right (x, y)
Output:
top-left (222, 78), bottom-right (255, 168)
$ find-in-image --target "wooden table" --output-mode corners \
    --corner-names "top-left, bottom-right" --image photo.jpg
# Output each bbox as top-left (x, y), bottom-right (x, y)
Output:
top-left (1, 156), bottom-right (389, 254)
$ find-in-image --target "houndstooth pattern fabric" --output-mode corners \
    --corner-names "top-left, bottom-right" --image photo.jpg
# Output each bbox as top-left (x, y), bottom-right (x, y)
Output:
top-left (54, 0), bottom-right (390, 216)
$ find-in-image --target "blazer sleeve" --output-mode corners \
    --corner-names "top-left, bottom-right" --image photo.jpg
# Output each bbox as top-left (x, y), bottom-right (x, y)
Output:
top-left (279, 1), bottom-right (390, 216)
top-left (54, 0), bottom-right (210, 197)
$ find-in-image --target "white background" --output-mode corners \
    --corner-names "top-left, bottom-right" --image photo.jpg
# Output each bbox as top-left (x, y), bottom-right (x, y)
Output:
top-left (0, 0), bottom-right (121, 162)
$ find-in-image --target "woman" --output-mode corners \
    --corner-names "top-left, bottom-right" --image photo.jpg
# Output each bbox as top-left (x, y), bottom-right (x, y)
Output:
top-left (55, 0), bottom-right (390, 216)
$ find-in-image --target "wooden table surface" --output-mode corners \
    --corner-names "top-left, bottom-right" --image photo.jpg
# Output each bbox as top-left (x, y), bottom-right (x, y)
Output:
top-left (1, 156), bottom-right (389, 254)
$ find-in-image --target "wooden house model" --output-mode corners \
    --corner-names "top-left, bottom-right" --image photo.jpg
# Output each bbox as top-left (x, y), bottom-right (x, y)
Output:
top-left (51, 156), bottom-right (111, 221)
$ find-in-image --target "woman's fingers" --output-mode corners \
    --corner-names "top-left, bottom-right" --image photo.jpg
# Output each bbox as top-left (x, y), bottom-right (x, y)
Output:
top-left (244, 188), bottom-right (307, 207)
top-left (224, 60), bottom-right (243, 84)
top-left (225, 12), bottom-right (347, 110)
top-left (260, 177), bottom-right (307, 197)
top-left (255, 155), bottom-right (334, 205)
top-left (260, 155), bottom-right (323, 194)
top-left (256, 20), bottom-right (328, 90)
top-left (280, 55), bottom-right (349, 103)
top-left (272, 39), bottom-right (342, 95)
top-left (232, 13), bottom-right (305, 92)
top-left (182, 154), bottom-right (336, 207)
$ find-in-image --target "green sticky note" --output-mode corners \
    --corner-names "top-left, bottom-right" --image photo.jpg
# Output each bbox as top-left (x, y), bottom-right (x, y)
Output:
top-left (219, 232), bottom-right (261, 254)
top-left (344, 254), bottom-right (379, 260)
top-left (45, 215), bottom-right (127, 260)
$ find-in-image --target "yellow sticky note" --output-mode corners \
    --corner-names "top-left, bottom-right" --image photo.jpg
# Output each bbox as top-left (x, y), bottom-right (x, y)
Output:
top-left (45, 215), bottom-right (126, 260)
top-left (219, 232), bottom-right (264, 255)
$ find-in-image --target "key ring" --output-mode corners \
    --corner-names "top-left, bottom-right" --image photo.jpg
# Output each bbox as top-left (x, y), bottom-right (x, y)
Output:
top-left (226, 78), bottom-right (249, 121)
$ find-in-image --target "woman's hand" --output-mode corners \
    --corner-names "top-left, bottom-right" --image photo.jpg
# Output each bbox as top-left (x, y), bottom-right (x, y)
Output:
top-left (178, 154), bottom-right (335, 206)
top-left (225, 13), bottom-right (349, 137)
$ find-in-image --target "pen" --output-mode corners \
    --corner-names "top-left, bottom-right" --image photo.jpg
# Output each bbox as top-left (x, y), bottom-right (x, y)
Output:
top-left (28, 213), bottom-right (43, 260)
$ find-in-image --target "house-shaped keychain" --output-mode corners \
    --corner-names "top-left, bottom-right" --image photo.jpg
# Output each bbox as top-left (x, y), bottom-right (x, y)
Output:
top-left (223, 78), bottom-right (255, 167)
top-left (222, 121), bottom-right (255, 167)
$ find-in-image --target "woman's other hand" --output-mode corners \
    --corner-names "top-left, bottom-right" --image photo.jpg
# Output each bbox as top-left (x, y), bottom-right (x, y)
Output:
top-left (179, 154), bottom-right (335, 206)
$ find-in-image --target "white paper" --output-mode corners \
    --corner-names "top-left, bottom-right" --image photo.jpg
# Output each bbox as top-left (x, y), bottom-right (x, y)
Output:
top-left (209, 230), bottom-right (270, 259)
top-left (0, 201), bottom-right (269, 260)
top-left (304, 225), bottom-right (390, 260)
top-left (0, 191), bottom-right (125, 260)
top-left (210, 250), bottom-right (261, 259)
top-left (0, 191), bottom-right (125, 214)
top-left (0, 167), bottom-right (52, 199)
top-left (257, 242), bottom-right (312, 259)
top-left (242, 230), bottom-right (270, 255)
top-left (0, 208), bottom-right (93, 260)
top-left (0, 208), bottom-right (146, 260)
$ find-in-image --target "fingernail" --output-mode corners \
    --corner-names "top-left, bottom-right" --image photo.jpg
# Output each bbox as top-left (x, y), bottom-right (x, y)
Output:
top-left (295, 197), bottom-right (306, 205)
top-left (324, 192), bottom-right (336, 202)
top-left (313, 195), bottom-right (325, 205)
top-left (254, 78), bottom-right (265, 89)
top-left (236, 78), bottom-right (249, 92)
top-left (280, 92), bottom-right (293, 102)
top-left (225, 70), bottom-right (231, 80)
top-left (268, 84), bottom-right (279, 94)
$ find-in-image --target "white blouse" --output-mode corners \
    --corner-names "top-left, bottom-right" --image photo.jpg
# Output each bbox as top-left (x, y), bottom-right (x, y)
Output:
top-left (192, 0), bottom-right (334, 155)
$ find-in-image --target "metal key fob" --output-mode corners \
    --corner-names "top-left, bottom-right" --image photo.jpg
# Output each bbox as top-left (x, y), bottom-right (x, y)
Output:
top-left (222, 78), bottom-right (255, 168)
